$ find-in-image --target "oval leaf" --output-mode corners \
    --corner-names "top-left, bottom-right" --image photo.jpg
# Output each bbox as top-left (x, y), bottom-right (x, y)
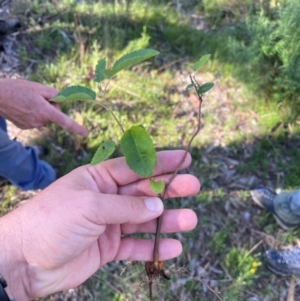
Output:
top-left (198, 82), bottom-right (214, 94)
top-left (102, 49), bottom-right (159, 79)
top-left (193, 54), bottom-right (211, 71)
top-left (94, 58), bottom-right (107, 83)
top-left (120, 125), bottom-right (156, 177)
top-left (50, 85), bottom-right (96, 102)
top-left (186, 83), bottom-right (194, 91)
top-left (150, 179), bottom-right (165, 194)
top-left (90, 140), bottom-right (116, 165)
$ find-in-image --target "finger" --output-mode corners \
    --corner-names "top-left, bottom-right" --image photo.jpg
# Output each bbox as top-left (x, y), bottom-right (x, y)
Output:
top-left (22, 80), bottom-right (58, 99)
top-left (49, 106), bottom-right (89, 136)
top-left (119, 174), bottom-right (200, 198)
top-left (89, 150), bottom-right (192, 188)
top-left (89, 192), bottom-right (164, 225)
top-left (114, 238), bottom-right (182, 261)
top-left (121, 209), bottom-right (197, 234)
top-left (40, 86), bottom-right (58, 99)
top-left (51, 102), bottom-right (60, 110)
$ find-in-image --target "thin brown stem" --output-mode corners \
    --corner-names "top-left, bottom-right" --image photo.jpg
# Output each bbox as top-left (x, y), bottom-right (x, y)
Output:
top-left (149, 278), bottom-right (153, 301)
top-left (152, 74), bottom-right (203, 265)
top-left (98, 81), bottom-right (125, 134)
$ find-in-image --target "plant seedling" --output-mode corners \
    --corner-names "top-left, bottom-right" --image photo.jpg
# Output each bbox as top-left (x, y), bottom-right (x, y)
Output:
top-left (50, 49), bottom-right (214, 300)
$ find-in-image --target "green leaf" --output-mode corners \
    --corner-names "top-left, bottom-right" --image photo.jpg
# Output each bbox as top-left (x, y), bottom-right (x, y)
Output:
top-left (150, 179), bottom-right (165, 194)
top-left (193, 54), bottom-right (211, 71)
top-left (120, 125), bottom-right (156, 177)
top-left (186, 83), bottom-right (194, 91)
top-left (94, 58), bottom-right (107, 83)
top-left (198, 82), bottom-right (214, 94)
top-left (90, 140), bottom-right (115, 165)
top-left (102, 49), bottom-right (159, 79)
top-left (50, 85), bottom-right (96, 102)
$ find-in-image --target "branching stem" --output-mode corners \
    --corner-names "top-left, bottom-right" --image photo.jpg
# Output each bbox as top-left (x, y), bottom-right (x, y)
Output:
top-left (98, 81), bottom-right (125, 134)
top-left (152, 74), bottom-right (203, 265)
top-left (97, 74), bottom-right (205, 301)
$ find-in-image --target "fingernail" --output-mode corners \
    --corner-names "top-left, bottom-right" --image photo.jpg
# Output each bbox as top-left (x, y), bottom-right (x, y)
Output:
top-left (144, 197), bottom-right (163, 212)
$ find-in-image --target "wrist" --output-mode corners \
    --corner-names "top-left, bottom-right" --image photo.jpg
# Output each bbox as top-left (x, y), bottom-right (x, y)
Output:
top-left (0, 212), bottom-right (30, 301)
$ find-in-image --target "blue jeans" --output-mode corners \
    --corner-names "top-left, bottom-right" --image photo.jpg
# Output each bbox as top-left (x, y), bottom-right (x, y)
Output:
top-left (0, 116), bottom-right (56, 190)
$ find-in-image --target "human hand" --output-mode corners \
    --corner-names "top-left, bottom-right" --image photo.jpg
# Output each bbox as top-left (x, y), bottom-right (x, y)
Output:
top-left (0, 79), bottom-right (88, 136)
top-left (0, 150), bottom-right (200, 301)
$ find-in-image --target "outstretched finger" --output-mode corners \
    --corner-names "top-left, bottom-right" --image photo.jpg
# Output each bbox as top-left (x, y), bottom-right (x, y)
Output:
top-left (113, 238), bottom-right (182, 262)
top-left (49, 106), bottom-right (88, 136)
top-left (89, 150), bottom-right (193, 188)
top-left (19, 79), bottom-right (58, 99)
top-left (121, 209), bottom-right (197, 234)
top-left (119, 174), bottom-right (200, 198)
top-left (39, 86), bottom-right (58, 100)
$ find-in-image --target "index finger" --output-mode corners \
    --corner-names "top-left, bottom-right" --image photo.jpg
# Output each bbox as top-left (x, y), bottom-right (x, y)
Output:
top-left (49, 105), bottom-right (89, 136)
top-left (89, 150), bottom-right (192, 187)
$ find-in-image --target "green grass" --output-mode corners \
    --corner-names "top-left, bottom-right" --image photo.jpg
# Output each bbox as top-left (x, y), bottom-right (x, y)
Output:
top-left (1, 0), bottom-right (300, 300)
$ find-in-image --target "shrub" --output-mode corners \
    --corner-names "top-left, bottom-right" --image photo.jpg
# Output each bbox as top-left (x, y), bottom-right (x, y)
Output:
top-left (206, 0), bottom-right (300, 124)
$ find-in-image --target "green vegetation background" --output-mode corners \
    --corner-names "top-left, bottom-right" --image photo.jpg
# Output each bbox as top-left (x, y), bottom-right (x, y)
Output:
top-left (2, 0), bottom-right (300, 300)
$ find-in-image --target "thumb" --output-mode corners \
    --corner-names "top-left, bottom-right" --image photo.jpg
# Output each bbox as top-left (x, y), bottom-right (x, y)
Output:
top-left (90, 193), bottom-right (164, 225)
top-left (40, 87), bottom-right (58, 100)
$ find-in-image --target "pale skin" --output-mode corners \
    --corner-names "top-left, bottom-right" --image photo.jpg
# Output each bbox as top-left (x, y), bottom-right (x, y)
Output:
top-left (0, 79), bottom-right (88, 136)
top-left (0, 150), bottom-right (200, 301)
